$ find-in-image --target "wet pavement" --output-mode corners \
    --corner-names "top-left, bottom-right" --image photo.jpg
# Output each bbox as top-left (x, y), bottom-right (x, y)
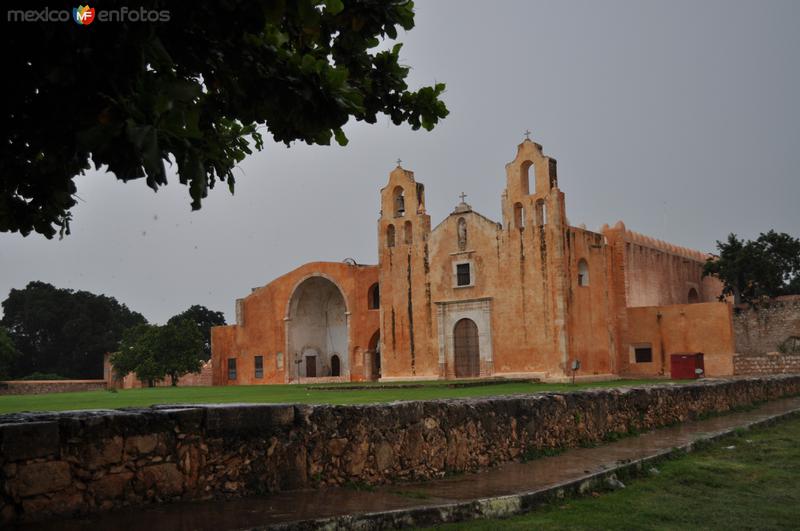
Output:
top-left (19, 396), bottom-right (800, 530)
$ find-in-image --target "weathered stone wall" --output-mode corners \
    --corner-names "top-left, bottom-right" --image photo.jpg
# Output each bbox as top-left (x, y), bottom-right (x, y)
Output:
top-left (733, 295), bottom-right (800, 356)
top-left (2, 376), bottom-right (799, 524)
top-left (732, 296), bottom-right (800, 375)
top-left (0, 380), bottom-right (107, 396)
top-left (734, 353), bottom-right (800, 375)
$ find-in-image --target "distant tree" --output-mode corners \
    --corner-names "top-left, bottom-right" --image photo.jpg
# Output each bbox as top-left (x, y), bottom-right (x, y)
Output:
top-left (168, 305), bottom-right (226, 361)
top-left (113, 320), bottom-right (204, 386)
top-left (0, 281), bottom-right (147, 379)
top-left (0, 328), bottom-right (20, 381)
top-left (2, 0), bottom-right (448, 238)
top-left (703, 231), bottom-right (800, 305)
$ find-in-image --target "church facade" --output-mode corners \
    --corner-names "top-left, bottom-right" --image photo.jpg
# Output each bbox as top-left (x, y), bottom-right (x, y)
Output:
top-left (211, 138), bottom-right (735, 385)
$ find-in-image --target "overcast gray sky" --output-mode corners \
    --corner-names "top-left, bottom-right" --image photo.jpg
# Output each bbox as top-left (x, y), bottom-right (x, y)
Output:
top-left (2, 0), bottom-right (799, 324)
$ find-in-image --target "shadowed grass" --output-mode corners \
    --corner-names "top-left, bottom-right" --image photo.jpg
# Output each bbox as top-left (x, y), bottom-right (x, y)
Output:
top-left (0, 378), bottom-right (676, 414)
top-left (430, 414), bottom-right (800, 530)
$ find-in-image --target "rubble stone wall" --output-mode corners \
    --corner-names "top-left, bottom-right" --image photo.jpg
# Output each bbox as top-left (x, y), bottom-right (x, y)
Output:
top-left (0, 380), bottom-right (107, 396)
top-left (732, 296), bottom-right (800, 375)
top-left (2, 376), bottom-right (800, 523)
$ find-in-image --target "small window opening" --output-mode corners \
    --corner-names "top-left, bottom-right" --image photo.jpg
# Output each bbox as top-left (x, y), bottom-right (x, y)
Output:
top-left (520, 160), bottom-right (532, 195)
top-left (227, 358), bottom-right (237, 379)
top-left (386, 224), bottom-right (395, 247)
top-left (578, 259), bottom-right (589, 286)
top-left (368, 283), bottom-right (380, 309)
top-left (404, 220), bottom-right (413, 244)
top-left (254, 355), bottom-right (264, 379)
top-left (514, 203), bottom-right (525, 229)
top-left (456, 263), bottom-right (471, 286)
top-left (536, 199), bottom-right (547, 226)
top-left (634, 346), bottom-right (653, 363)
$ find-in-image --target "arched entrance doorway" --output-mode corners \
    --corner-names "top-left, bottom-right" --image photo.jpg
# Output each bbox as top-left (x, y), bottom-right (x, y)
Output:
top-left (688, 288), bottom-right (699, 303)
top-left (367, 330), bottom-right (381, 380)
top-left (453, 318), bottom-right (480, 378)
top-left (286, 276), bottom-right (348, 380)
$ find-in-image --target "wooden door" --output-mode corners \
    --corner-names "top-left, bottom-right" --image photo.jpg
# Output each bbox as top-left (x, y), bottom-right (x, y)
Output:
top-left (305, 355), bottom-right (316, 378)
top-left (454, 318), bottom-right (480, 378)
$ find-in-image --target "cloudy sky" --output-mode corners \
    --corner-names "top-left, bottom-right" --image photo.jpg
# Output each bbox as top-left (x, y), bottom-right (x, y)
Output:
top-left (2, 0), bottom-right (799, 324)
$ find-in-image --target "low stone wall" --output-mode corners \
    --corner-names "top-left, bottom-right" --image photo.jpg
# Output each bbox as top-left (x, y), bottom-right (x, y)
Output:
top-left (734, 353), bottom-right (800, 376)
top-left (0, 380), bottom-right (107, 396)
top-left (1, 375), bottom-right (799, 524)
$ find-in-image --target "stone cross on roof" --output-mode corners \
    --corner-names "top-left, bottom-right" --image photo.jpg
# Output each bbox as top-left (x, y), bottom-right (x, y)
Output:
top-left (459, 192), bottom-right (467, 203)
top-left (524, 129), bottom-right (531, 140)
top-left (396, 158), bottom-right (402, 166)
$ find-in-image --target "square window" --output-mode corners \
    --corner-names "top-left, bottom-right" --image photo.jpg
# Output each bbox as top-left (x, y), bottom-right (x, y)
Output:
top-left (456, 263), bottom-right (471, 286)
top-left (254, 355), bottom-right (264, 379)
top-left (634, 347), bottom-right (653, 363)
top-left (227, 358), bottom-right (237, 379)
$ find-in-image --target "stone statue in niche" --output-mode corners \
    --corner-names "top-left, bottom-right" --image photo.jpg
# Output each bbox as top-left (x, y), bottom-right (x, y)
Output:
top-left (457, 217), bottom-right (467, 251)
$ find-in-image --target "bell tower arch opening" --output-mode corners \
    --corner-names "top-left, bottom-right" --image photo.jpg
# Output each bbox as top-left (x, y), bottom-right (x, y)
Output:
top-left (286, 276), bottom-right (349, 380)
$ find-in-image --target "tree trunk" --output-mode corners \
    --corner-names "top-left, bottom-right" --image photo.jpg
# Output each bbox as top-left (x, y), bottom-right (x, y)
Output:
top-left (171, 374), bottom-right (178, 386)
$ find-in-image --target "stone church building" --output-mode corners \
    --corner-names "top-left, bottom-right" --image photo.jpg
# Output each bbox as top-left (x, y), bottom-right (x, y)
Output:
top-left (211, 138), bottom-right (735, 385)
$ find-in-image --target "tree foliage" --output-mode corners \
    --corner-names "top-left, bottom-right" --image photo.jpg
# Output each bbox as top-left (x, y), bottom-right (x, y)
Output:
top-left (0, 328), bottom-right (20, 381)
top-left (703, 231), bottom-right (800, 305)
top-left (0, 282), bottom-right (147, 379)
top-left (2, 0), bottom-right (448, 238)
top-left (168, 305), bottom-right (226, 361)
top-left (112, 320), bottom-right (204, 386)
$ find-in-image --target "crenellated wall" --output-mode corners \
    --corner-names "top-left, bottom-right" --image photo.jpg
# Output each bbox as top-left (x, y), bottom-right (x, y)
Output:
top-left (2, 376), bottom-right (799, 524)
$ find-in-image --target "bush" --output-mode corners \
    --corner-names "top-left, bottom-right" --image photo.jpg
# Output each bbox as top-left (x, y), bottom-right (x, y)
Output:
top-left (18, 372), bottom-right (69, 381)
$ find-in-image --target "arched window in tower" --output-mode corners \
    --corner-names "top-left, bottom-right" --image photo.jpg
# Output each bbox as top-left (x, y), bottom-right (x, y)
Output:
top-left (514, 203), bottom-right (525, 229)
top-left (535, 199), bottom-right (547, 226)
top-left (386, 224), bottom-right (395, 247)
top-left (404, 221), bottom-right (413, 244)
top-left (368, 283), bottom-right (380, 309)
top-left (520, 161), bottom-right (533, 195)
top-left (578, 259), bottom-right (590, 286)
top-left (393, 186), bottom-right (406, 217)
top-left (457, 217), bottom-right (467, 251)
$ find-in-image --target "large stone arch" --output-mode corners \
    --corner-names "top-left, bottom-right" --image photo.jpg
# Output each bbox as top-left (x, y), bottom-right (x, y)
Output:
top-left (285, 275), bottom-right (349, 380)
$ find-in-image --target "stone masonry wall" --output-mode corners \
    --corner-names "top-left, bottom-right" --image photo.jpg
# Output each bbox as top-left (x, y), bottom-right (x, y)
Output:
top-left (2, 376), bottom-right (800, 524)
top-left (0, 380), bottom-right (107, 396)
top-left (733, 296), bottom-right (800, 375)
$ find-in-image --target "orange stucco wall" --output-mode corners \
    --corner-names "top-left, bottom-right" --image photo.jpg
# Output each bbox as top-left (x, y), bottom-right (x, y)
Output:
top-left (624, 302), bottom-right (735, 377)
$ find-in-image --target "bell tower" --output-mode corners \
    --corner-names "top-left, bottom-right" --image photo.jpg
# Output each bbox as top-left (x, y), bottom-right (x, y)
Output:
top-left (501, 135), bottom-right (570, 373)
top-left (377, 162), bottom-right (433, 379)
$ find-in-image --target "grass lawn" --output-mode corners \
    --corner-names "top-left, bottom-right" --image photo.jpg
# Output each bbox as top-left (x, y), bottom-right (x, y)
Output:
top-left (432, 414), bottom-right (800, 530)
top-left (0, 378), bottom-right (673, 414)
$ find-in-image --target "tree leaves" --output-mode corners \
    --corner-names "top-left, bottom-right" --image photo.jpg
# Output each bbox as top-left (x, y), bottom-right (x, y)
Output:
top-left (1, 0), bottom-right (449, 238)
top-left (703, 231), bottom-right (800, 305)
top-left (1, 282), bottom-right (147, 378)
top-left (114, 320), bottom-right (205, 386)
